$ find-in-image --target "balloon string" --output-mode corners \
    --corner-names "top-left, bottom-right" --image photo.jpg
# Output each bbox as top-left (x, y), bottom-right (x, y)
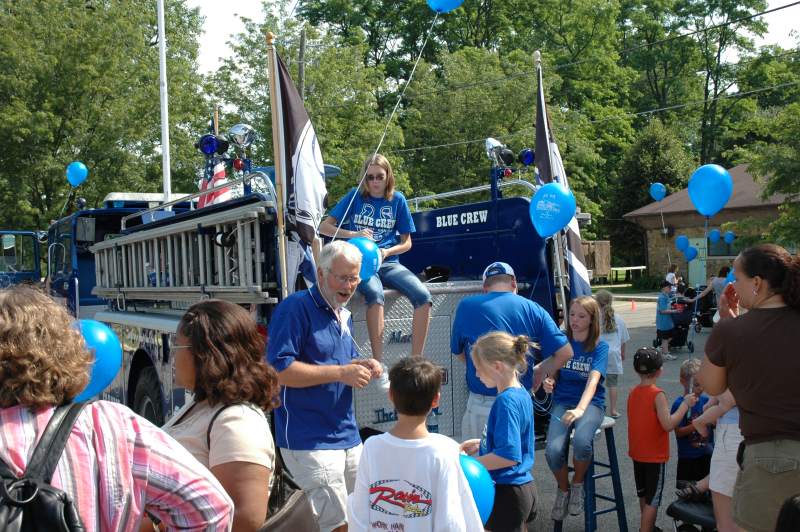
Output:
top-left (532, 391), bottom-right (562, 422)
top-left (58, 190), bottom-right (74, 218)
top-left (332, 11), bottom-right (441, 241)
top-left (659, 208), bottom-right (671, 266)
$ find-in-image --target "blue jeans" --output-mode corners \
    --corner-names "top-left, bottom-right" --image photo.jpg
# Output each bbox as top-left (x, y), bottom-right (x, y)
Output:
top-left (545, 402), bottom-right (605, 472)
top-left (357, 261), bottom-right (432, 308)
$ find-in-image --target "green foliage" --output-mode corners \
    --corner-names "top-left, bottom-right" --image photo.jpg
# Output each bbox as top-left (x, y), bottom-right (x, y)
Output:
top-left (633, 274), bottom-right (666, 291)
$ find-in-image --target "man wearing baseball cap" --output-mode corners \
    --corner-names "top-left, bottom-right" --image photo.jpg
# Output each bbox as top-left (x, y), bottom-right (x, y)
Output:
top-left (451, 261), bottom-right (574, 440)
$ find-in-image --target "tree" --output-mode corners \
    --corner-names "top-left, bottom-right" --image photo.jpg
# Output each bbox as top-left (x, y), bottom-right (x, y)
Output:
top-left (607, 118), bottom-right (695, 264)
top-left (0, 0), bottom-right (206, 229)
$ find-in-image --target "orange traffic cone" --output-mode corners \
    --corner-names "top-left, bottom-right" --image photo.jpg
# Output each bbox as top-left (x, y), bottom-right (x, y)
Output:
top-left (630, 299), bottom-right (637, 311)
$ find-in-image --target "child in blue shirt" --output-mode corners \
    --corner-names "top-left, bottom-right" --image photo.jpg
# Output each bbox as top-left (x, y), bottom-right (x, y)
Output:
top-left (656, 280), bottom-right (679, 360)
top-left (671, 358), bottom-right (713, 485)
top-left (543, 296), bottom-right (609, 521)
top-left (461, 331), bottom-right (537, 532)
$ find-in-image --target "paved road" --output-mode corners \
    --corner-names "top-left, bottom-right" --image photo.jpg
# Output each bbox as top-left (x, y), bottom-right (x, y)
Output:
top-left (527, 301), bottom-right (709, 531)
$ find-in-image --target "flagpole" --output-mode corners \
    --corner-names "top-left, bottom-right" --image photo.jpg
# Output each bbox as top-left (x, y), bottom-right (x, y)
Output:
top-left (535, 50), bottom-right (570, 315)
top-left (156, 0), bottom-right (171, 207)
top-left (266, 32), bottom-right (290, 299)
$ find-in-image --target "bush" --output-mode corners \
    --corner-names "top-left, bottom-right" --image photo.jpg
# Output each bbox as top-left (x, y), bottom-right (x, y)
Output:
top-left (632, 275), bottom-right (664, 291)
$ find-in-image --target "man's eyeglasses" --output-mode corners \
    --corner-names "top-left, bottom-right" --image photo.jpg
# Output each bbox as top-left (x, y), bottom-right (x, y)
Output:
top-left (331, 273), bottom-right (360, 285)
top-left (171, 344), bottom-right (192, 350)
top-left (366, 174), bottom-right (386, 182)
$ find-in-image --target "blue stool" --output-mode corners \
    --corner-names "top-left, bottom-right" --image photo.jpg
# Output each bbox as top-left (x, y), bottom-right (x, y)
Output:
top-left (553, 416), bottom-right (628, 532)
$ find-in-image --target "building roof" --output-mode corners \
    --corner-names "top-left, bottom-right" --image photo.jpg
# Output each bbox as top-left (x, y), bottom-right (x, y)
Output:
top-left (624, 164), bottom-right (789, 220)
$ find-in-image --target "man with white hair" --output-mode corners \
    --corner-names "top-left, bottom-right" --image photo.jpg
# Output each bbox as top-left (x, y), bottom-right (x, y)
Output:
top-left (267, 241), bottom-right (383, 532)
top-left (452, 261), bottom-right (574, 441)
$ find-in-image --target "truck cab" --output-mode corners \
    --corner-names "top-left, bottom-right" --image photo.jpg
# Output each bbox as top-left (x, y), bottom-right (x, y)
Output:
top-left (0, 230), bottom-right (44, 288)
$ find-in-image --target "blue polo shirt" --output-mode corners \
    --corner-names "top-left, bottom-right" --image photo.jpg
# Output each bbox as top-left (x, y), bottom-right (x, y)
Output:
top-left (656, 292), bottom-right (674, 331)
top-left (671, 395), bottom-right (714, 459)
top-left (451, 291), bottom-right (568, 395)
top-left (328, 188), bottom-right (415, 263)
top-left (480, 386), bottom-right (535, 485)
top-left (552, 338), bottom-right (608, 410)
top-left (267, 284), bottom-right (361, 450)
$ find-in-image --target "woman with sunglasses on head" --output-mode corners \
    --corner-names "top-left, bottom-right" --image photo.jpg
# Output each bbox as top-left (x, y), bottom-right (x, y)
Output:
top-left (319, 154), bottom-right (432, 377)
top-left (161, 299), bottom-right (280, 532)
top-left (699, 244), bottom-right (800, 532)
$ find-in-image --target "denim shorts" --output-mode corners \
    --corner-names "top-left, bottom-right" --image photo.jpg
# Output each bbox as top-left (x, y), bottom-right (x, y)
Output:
top-left (357, 261), bottom-right (432, 308)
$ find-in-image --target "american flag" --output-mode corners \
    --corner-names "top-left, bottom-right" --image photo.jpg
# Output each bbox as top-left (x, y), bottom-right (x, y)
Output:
top-left (197, 159), bottom-right (231, 208)
top-left (535, 60), bottom-right (592, 300)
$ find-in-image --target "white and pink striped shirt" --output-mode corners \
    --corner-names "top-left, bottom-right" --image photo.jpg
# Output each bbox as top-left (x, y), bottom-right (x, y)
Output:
top-left (0, 401), bottom-right (233, 531)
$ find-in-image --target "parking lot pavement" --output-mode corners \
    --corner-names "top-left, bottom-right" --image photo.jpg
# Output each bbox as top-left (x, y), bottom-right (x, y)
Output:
top-left (527, 301), bottom-right (710, 531)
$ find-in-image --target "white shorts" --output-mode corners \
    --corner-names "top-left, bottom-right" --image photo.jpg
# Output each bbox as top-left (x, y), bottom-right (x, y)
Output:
top-left (281, 444), bottom-right (363, 532)
top-left (461, 392), bottom-right (496, 441)
top-left (710, 423), bottom-right (743, 497)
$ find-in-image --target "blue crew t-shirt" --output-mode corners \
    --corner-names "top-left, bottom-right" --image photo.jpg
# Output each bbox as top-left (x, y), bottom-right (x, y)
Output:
top-left (552, 338), bottom-right (608, 410)
top-left (656, 292), bottom-right (674, 331)
top-left (266, 284), bottom-right (361, 450)
top-left (451, 292), bottom-right (568, 396)
top-left (479, 386), bottom-right (535, 485)
top-left (671, 395), bottom-right (714, 459)
top-left (328, 188), bottom-right (415, 263)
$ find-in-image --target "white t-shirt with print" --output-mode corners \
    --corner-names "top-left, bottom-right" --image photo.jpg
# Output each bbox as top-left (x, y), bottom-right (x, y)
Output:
top-left (347, 432), bottom-right (483, 531)
top-left (600, 315), bottom-right (630, 375)
top-left (163, 397), bottom-right (275, 470)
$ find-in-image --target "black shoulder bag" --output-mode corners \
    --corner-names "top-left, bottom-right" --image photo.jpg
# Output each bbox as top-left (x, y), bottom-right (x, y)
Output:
top-left (0, 402), bottom-right (88, 532)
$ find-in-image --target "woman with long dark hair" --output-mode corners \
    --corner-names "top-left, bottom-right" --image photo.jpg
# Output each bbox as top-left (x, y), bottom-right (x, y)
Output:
top-left (163, 300), bottom-right (280, 531)
top-left (699, 244), bottom-right (800, 532)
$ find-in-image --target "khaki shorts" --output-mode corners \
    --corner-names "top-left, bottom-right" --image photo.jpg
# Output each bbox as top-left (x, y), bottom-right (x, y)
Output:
top-left (733, 439), bottom-right (800, 532)
top-left (281, 444), bottom-right (362, 532)
top-left (605, 373), bottom-right (620, 387)
top-left (461, 392), bottom-right (496, 441)
top-left (709, 423), bottom-right (743, 497)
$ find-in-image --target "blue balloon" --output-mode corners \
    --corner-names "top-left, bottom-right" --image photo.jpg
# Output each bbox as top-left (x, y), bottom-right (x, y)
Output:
top-left (349, 237), bottom-right (382, 281)
top-left (74, 320), bottom-right (123, 402)
top-left (459, 454), bottom-right (495, 524)
top-left (688, 164), bottom-right (733, 217)
top-left (649, 182), bottom-right (666, 202)
top-left (66, 161), bottom-right (88, 187)
top-left (529, 183), bottom-right (576, 238)
top-left (726, 269), bottom-right (736, 284)
top-left (675, 235), bottom-right (689, 252)
top-left (724, 230), bottom-right (735, 244)
top-left (684, 246), bottom-right (698, 262)
top-left (426, 0), bottom-right (464, 13)
top-left (709, 229), bottom-right (721, 243)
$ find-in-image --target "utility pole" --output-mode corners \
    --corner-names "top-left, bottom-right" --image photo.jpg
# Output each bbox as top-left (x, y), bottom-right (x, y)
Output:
top-left (298, 26), bottom-right (306, 100)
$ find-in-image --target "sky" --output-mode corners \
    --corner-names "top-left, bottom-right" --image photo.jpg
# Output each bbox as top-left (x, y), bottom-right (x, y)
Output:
top-left (186, 0), bottom-right (797, 74)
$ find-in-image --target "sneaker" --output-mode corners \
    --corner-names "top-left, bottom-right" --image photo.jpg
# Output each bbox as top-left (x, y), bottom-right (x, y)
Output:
top-left (568, 483), bottom-right (584, 516)
top-left (551, 489), bottom-right (570, 521)
top-left (664, 353), bottom-right (677, 361)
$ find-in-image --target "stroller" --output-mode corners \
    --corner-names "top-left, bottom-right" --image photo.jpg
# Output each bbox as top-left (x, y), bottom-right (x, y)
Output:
top-left (693, 285), bottom-right (717, 330)
top-left (653, 293), bottom-right (697, 353)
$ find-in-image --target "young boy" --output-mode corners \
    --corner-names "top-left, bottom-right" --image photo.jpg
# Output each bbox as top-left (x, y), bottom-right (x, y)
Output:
top-left (656, 281), bottom-right (678, 360)
top-left (347, 357), bottom-right (483, 531)
top-left (671, 358), bottom-right (713, 486)
top-left (628, 347), bottom-right (698, 532)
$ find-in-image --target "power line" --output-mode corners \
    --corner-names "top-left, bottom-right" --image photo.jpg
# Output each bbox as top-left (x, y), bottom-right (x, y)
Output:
top-left (392, 79), bottom-right (800, 153)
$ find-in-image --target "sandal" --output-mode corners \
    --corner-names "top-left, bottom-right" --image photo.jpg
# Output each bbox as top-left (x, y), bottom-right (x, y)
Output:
top-left (675, 481), bottom-right (706, 502)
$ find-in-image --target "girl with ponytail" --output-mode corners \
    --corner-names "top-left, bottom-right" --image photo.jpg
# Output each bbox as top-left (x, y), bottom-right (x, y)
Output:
top-left (699, 244), bottom-right (800, 531)
top-left (595, 290), bottom-right (630, 418)
top-left (460, 332), bottom-right (538, 531)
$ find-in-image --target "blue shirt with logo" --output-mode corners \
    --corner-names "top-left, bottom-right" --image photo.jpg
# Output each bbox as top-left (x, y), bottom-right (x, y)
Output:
top-left (480, 386), bottom-right (535, 485)
top-left (552, 338), bottom-right (608, 410)
top-left (656, 292), bottom-right (674, 331)
top-left (329, 189), bottom-right (415, 263)
top-left (671, 395), bottom-right (714, 459)
top-left (266, 284), bottom-right (361, 450)
top-left (451, 292), bottom-right (568, 395)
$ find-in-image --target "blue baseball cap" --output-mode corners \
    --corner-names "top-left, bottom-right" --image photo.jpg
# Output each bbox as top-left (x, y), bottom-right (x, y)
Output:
top-left (482, 261), bottom-right (515, 281)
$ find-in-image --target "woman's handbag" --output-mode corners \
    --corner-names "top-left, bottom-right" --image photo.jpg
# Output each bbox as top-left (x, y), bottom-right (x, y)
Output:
top-left (258, 450), bottom-right (319, 532)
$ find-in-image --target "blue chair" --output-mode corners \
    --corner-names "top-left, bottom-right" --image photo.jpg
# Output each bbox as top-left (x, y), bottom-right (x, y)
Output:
top-left (554, 416), bottom-right (628, 532)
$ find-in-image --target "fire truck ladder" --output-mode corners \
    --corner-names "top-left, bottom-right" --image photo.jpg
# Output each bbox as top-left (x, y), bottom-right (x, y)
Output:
top-left (90, 196), bottom-right (278, 306)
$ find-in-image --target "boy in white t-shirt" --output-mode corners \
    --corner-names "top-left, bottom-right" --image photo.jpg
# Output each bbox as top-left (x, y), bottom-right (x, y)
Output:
top-left (347, 358), bottom-right (483, 531)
